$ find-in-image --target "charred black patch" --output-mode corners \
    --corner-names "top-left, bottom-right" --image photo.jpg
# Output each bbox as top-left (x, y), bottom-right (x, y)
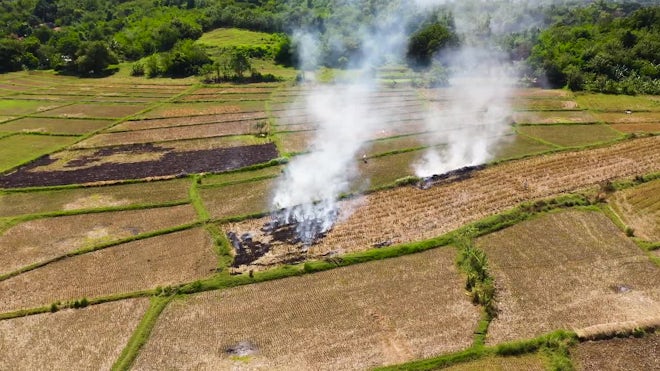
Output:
top-left (228, 231), bottom-right (271, 267)
top-left (418, 164), bottom-right (486, 189)
top-left (0, 143), bottom-right (279, 188)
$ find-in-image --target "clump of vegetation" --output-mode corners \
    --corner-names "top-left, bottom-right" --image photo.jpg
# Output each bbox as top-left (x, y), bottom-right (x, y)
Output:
top-left (455, 231), bottom-right (497, 318)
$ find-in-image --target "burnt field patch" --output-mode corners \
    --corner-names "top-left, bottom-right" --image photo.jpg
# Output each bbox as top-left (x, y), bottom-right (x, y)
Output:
top-left (0, 142), bottom-right (279, 188)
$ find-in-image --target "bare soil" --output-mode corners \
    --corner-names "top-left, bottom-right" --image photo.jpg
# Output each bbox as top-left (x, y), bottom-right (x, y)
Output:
top-left (480, 211), bottom-right (660, 344)
top-left (0, 298), bottom-right (149, 371)
top-left (132, 247), bottom-right (481, 370)
top-left (0, 142), bottom-right (278, 188)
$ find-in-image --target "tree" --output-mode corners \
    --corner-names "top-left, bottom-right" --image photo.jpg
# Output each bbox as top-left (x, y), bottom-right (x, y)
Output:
top-left (75, 41), bottom-right (118, 76)
top-left (406, 21), bottom-right (458, 69)
top-left (228, 49), bottom-right (251, 78)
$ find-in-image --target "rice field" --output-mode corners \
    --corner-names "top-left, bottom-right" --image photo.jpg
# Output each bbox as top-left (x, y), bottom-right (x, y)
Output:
top-left (132, 247), bottom-right (480, 370)
top-left (512, 110), bottom-right (597, 124)
top-left (610, 179), bottom-right (660, 241)
top-left (0, 134), bottom-right (80, 172)
top-left (0, 117), bottom-right (113, 135)
top-left (572, 332), bottom-right (659, 371)
top-left (0, 298), bottom-right (150, 370)
top-left (479, 210), bottom-right (660, 344)
top-left (200, 177), bottom-right (276, 218)
top-left (442, 354), bottom-right (547, 371)
top-left (40, 103), bottom-right (145, 119)
top-left (0, 227), bottom-right (216, 313)
top-left (0, 204), bottom-right (198, 275)
top-left (517, 124), bottom-right (622, 147)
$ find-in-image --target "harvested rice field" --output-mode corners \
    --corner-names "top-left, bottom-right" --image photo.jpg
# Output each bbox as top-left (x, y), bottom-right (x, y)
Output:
top-left (572, 332), bottom-right (659, 371)
top-left (517, 124), bottom-right (622, 147)
top-left (0, 204), bottom-right (199, 276)
top-left (610, 179), bottom-right (660, 241)
top-left (479, 210), bottom-right (660, 344)
top-left (0, 178), bottom-right (190, 218)
top-left (0, 117), bottom-right (113, 135)
top-left (610, 122), bottom-right (660, 134)
top-left (0, 134), bottom-right (80, 172)
top-left (512, 110), bottom-right (597, 124)
top-left (442, 354), bottom-right (547, 371)
top-left (133, 247), bottom-right (480, 370)
top-left (200, 177), bottom-right (276, 218)
top-left (0, 298), bottom-right (150, 370)
top-left (227, 137), bottom-right (660, 270)
top-left (40, 103), bottom-right (145, 119)
top-left (0, 227), bottom-right (216, 313)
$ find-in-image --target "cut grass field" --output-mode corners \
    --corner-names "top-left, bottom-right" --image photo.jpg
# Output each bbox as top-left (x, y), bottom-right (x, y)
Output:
top-left (200, 177), bottom-right (276, 218)
top-left (0, 204), bottom-right (198, 276)
top-left (512, 110), bottom-right (597, 124)
top-left (492, 134), bottom-right (554, 160)
top-left (572, 332), bottom-right (659, 371)
top-left (0, 117), bottom-right (113, 135)
top-left (610, 122), bottom-right (660, 134)
top-left (594, 111), bottom-right (660, 124)
top-left (576, 94), bottom-right (660, 112)
top-left (132, 247), bottom-right (480, 370)
top-left (196, 27), bottom-right (279, 53)
top-left (0, 134), bottom-right (80, 173)
top-left (442, 354), bottom-right (546, 371)
top-left (0, 298), bottom-right (150, 370)
top-left (479, 210), bottom-right (660, 344)
top-left (517, 124), bottom-right (622, 148)
top-left (610, 179), bottom-right (660, 241)
top-left (0, 227), bottom-right (216, 313)
top-left (228, 136), bottom-right (660, 269)
top-left (201, 165), bottom-right (283, 186)
top-left (0, 99), bottom-right (66, 115)
top-left (139, 101), bottom-right (265, 119)
top-left (109, 111), bottom-right (268, 131)
top-left (39, 103), bottom-right (145, 119)
top-left (0, 178), bottom-right (190, 218)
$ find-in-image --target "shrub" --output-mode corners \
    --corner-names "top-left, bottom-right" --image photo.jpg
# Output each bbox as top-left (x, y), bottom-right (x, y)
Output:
top-left (131, 62), bottom-right (145, 76)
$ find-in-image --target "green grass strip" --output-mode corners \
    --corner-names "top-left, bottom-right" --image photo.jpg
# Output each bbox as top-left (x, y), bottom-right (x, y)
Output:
top-left (189, 176), bottom-right (210, 221)
top-left (204, 223), bottom-right (233, 269)
top-left (112, 296), bottom-right (172, 371)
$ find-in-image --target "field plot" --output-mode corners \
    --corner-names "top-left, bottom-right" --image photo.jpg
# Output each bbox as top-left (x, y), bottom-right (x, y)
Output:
top-left (357, 150), bottom-right (423, 189)
top-left (0, 134), bottom-right (79, 173)
top-left (610, 123), bottom-right (660, 134)
top-left (0, 204), bottom-right (198, 275)
top-left (0, 227), bottom-right (216, 313)
top-left (576, 94), bottom-right (660, 112)
top-left (492, 134), bottom-right (554, 160)
top-left (201, 165), bottom-right (282, 186)
top-left (512, 110), bottom-right (597, 124)
top-left (610, 179), bottom-right (660, 241)
top-left (0, 116), bottom-right (16, 123)
top-left (509, 89), bottom-right (573, 99)
top-left (133, 247), bottom-right (480, 370)
top-left (0, 99), bottom-right (66, 115)
top-left (78, 121), bottom-right (262, 147)
top-left (511, 98), bottom-right (578, 111)
top-left (272, 130), bottom-right (313, 154)
top-left (201, 177), bottom-right (276, 218)
top-left (110, 112), bottom-right (268, 131)
top-left (442, 354), bottom-right (546, 371)
top-left (40, 103), bottom-right (145, 119)
top-left (594, 111), bottom-right (660, 124)
top-left (573, 332), bottom-right (659, 371)
top-left (0, 117), bottom-right (113, 135)
top-left (479, 210), bottom-right (660, 344)
top-left (0, 141), bottom-right (278, 188)
top-left (227, 137), bottom-right (660, 270)
top-left (179, 92), bottom-right (273, 102)
top-left (0, 178), bottom-right (190, 218)
top-left (517, 124), bottom-right (622, 147)
top-left (0, 298), bottom-right (149, 370)
top-left (139, 102), bottom-right (265, 119)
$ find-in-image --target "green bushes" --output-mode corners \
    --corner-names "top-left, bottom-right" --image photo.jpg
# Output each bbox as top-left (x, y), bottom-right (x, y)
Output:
top-left (455, 232), bottom-right (497, 318)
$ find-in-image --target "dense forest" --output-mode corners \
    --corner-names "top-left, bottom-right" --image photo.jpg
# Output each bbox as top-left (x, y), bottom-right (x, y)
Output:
top-left (0, 0), bottom-right (658, 93)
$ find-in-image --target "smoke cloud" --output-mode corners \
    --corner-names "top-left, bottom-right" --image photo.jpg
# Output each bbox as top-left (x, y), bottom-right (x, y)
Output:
top-left (271, 0), bottom-right (528, 244)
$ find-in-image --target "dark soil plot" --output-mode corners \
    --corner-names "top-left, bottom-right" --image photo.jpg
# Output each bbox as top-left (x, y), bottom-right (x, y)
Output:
top-left (0, 179), bottom-right (190, 218)
top-left (77, 121), bottom-right (260, 147)
top-left (518, 124), bottom-right (622, 147)
top-left (0, 134), bottom-right (79, 173)
top-left (0, 298), bottom-right (149, 370)
top-left (40, 103), bottom-right (145, 119)
top-left (0, 143), bottom-right (279, 188)
top-left (0, 204), bottom-right (199, 276)
top-left (0, 228), bottom-right (217, 313)
top-left (573, 333), bottom-right (659, 371)
top-left (0, 117), bottom-right (112, 135)
top-left (201, 177), bottom-right (275, 218)
top-left (110, 112), bottom-right (267, 131)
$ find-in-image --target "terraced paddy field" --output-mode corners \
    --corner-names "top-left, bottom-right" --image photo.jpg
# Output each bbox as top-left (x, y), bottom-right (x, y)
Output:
top-left (572, 332), bottom-right (659, 371)
top-left (0, 70), bottom-right (658, 370)
top-left (480, 210), bottom-right (660, 344)
top-left (133, 247), bottom-right (480, 370)
top-left (0, 298), bottom-right (150, 370)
